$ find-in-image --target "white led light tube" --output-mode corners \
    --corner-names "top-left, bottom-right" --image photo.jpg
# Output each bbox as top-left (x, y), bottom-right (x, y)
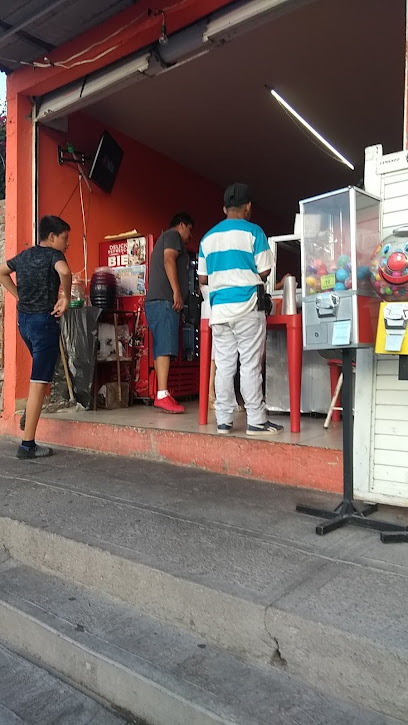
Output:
top-left (271, 88), bottom-right (354, 170)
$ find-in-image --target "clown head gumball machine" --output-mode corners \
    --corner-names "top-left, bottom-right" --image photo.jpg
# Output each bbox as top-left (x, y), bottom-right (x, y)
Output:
top-left (301, 186), bottom-right (381, 350)
top-left (372, 227), bottom-right (408, 356)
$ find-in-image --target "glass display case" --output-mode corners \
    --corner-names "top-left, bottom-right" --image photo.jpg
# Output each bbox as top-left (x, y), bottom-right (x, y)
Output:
top-left (301, 186), bottom-right (381, 350)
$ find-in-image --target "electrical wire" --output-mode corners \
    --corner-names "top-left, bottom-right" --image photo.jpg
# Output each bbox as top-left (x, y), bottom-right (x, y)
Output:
top-left (58, 179), bottom-right (80, 217)
top-left (78, 175), bottom-right (88, 285)
top-left (58, 162), bottom-right (91, 282)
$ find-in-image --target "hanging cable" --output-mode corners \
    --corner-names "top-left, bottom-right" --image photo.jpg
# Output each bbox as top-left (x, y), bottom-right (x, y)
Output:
top-left (59, 179), bottom-right (80, 217)
top-left (78, 174), bottom-right (88, 286)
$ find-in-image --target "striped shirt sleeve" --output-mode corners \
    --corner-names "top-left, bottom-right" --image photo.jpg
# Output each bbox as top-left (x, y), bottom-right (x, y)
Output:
top-left (198, 241), bottom-right (207, 276)
top-left (253, 226), bottom-right (272, 274)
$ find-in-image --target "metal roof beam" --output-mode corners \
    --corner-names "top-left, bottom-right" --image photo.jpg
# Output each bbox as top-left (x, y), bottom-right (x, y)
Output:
top-left (0, 0), bottom-right (69, 49)
top-left (0, 19), bottom-right (54, 53)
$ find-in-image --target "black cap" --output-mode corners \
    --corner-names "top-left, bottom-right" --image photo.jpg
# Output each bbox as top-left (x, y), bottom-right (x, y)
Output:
top-left (223, 183), bottom-right (252, 209)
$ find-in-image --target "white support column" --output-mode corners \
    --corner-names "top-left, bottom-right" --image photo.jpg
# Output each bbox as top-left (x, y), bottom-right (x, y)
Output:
top-left (353, 348), bottom-right (375, 501)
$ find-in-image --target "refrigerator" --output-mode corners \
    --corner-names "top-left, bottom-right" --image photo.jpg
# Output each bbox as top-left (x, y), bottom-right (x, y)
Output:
top-left (99, 234), bottom-right (199, 402)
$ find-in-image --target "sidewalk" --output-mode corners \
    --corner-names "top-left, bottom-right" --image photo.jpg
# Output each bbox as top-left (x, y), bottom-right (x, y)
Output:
top-left (0, 436), bottom-right (407, 723)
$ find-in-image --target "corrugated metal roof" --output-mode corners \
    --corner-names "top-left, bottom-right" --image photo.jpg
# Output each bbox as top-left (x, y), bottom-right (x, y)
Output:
top-left (0, 0), bottom-right (135, 74)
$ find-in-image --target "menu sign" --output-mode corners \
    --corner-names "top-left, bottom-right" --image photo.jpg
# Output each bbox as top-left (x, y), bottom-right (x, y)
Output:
top-left (99, 237), bottom-right (147, 296)
top-left (100, 237), bottom-right (146, 269)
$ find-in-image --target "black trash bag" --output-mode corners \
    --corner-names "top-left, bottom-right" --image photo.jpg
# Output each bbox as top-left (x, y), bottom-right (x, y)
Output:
top-left (49, 357), bottom-right (69, 406)
top-left (59, 307), bottom-right (101, 409)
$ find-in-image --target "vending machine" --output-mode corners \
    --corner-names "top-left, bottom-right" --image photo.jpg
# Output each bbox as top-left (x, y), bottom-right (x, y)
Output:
top-left (99, 234), bottom-right (199, 402)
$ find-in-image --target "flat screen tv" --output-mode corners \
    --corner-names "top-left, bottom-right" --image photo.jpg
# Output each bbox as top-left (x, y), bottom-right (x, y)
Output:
top-left (89, 131), bottom-right (124, 193)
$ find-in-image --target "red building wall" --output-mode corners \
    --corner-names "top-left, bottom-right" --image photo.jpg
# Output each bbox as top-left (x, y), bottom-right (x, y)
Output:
top-left (38, 111), bottom-right (280, 275)
top-left (5, 109), bottom-right (278, 407)
top-left (40, 113), bottom-right (233, 272)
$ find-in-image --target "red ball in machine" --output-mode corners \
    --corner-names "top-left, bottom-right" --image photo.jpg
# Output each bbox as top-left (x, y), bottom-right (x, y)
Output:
top-left (317, 265), bottom-right (328, 276)
top-left (388, 251), bottom-right (407, 272)
top-left (370, 231), bottom-right (408, 301)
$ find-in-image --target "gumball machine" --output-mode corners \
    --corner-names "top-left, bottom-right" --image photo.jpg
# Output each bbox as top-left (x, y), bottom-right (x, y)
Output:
top-left (372, 227), bottom-right (408, 355)
top-left (370, 227), bottom-right (408, 302)
top-left (300, 186), bottom-right (381, 350)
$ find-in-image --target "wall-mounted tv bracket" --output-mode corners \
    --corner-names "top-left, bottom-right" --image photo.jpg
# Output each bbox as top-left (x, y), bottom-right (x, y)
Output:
top-left (58, 142), bottom-right (92, 193)
top-left (58, 145), bottom-right (91, 166)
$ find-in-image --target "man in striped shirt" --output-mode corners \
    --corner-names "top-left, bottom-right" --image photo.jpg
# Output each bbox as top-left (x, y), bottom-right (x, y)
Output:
top-left (198, 183), bottom-right (284, 436)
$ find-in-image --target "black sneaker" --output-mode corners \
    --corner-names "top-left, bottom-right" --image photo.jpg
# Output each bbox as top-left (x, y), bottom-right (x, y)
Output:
top-left (17, 444), bottom-right (54, 459)
top-left (217, 423), bottom-right (233, 435)
top-left (246, 421), bottom-right (284, 436)
top-left (20, 410), bottom-right (26, 431)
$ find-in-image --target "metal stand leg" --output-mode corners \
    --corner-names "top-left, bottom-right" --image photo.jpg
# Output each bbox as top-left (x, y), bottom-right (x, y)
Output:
top-left (381, 531), bottom-right (408, 543)
top-left (296, 347), bottom-right (408, 541)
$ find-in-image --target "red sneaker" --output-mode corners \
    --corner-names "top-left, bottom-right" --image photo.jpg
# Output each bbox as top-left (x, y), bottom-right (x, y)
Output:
top-left (154, 394), bottom-right (185, 414)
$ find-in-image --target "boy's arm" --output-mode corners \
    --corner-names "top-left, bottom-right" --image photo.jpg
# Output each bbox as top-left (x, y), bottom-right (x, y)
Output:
top-left (163, 248), bottom-right (183, 311)
top-left (52, 260), bottom-right (72, 317)
top-left (259, 269), bottom-right (271, 282)
top-left (0, 263), bottom-right (18, 300)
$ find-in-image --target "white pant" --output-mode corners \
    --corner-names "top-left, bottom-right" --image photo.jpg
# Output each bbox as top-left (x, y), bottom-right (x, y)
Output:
top-left (212, 310), bottom-right (267, 426)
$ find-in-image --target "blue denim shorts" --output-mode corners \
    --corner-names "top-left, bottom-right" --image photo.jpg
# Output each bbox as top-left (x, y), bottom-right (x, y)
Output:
top-left (18, 312), bottom-right (60, 384)
top-left (144, 300), bottom-right (180, 360)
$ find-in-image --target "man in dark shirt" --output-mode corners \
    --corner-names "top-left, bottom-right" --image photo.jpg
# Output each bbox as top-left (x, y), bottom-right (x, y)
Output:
top-left (145, 212), bottom-right (193, 413)
top-left (0, 215), bottom-right (72, 459)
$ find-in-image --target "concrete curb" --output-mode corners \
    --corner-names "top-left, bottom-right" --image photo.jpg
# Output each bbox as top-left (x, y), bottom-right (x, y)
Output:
top-left (0, 599), bottom-right (231, 725)
top-left (0, 413), bottom-right (343, 492)
top-left (264, 607), bottom-right (408, 722)
top-left (0, 517), bottom-right (273, 663)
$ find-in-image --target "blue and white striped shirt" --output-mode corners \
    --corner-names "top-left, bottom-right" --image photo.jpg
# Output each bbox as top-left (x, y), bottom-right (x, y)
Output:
top-left (198, 219), bottom-right (272, 324)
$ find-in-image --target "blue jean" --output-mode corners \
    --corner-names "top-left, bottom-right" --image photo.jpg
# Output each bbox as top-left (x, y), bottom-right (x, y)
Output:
top-left (18, 312), bottom-right (60, 383)
top-left (144, 300), bottom-right (180, 359)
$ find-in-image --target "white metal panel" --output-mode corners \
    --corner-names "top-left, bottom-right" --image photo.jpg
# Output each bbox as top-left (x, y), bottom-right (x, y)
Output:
top-left (376, 376), bottom-right (408, 390)
top-left (375, 405), bottom-right (408, 421)
top-left (383, 209), bottom-right (408, 231)
top-left (376, 358), bottom-right (399, 375)
top-left (374, 464), bottom-right (408, 484)
top-left (383, 195), bottom-right (408, 214)
top-left (381, 169), bottom-right (408, 236)
top-left (376, 390), bottom-right (408, 406)
top-left (375, 434), bottom-right (408, 451)
top-left (372, 479), bottom-right (408, 500)
top-left (375, 449), bottom-right (408, 467)
top-left (375, 418), bottom-right (408, 436)
top-left (372, 348), bottom-right (408, 502)
top-left (382, 176), bottom-right (408, 196)
top-left (356, 147), bottom-right (408, 505)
